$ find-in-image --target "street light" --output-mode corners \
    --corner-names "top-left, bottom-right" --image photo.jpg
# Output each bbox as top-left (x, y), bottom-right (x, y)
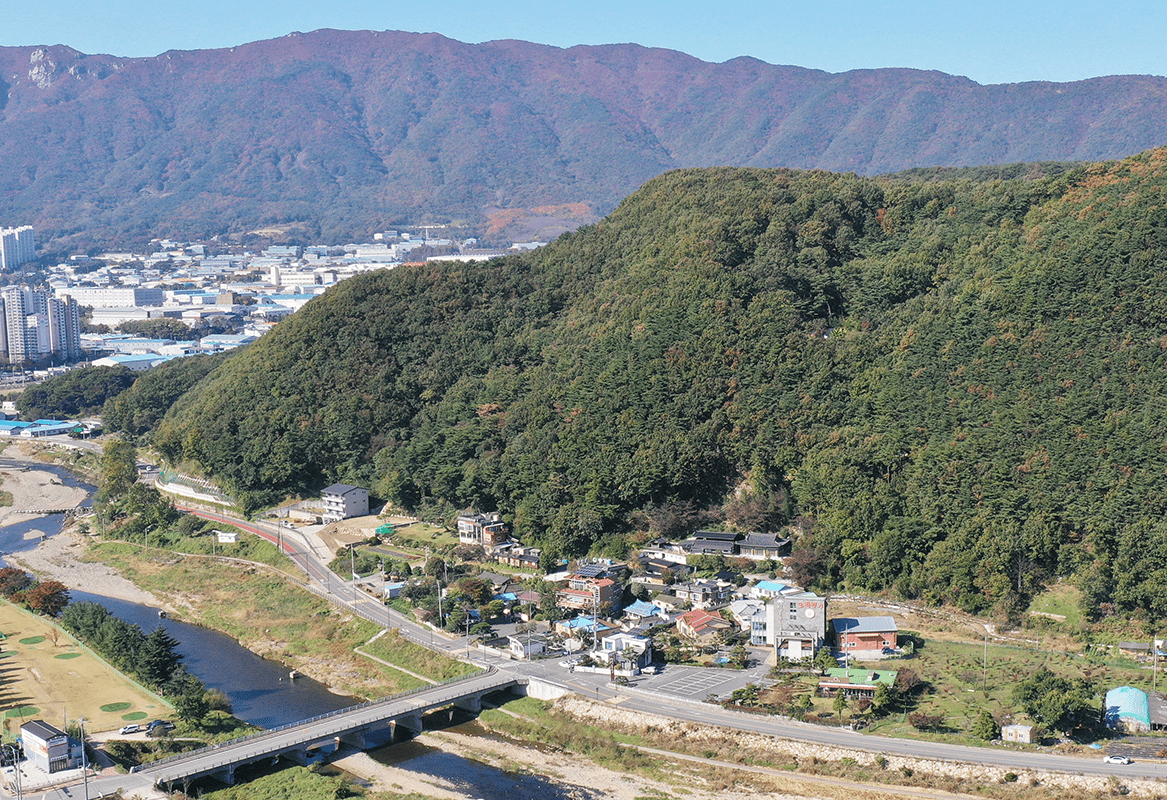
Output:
top-left (1, 742), bottom-right (21, 800)
top-left (76, 717), bottom-right (88, 800)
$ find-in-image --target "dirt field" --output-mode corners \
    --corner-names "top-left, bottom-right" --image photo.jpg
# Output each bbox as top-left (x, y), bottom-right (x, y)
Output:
top-left (0, 601), bottom-right (168, 738)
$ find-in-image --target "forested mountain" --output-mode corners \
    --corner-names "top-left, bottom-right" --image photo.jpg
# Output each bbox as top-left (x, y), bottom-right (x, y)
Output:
top-left (151, 148), bottom-right (1167, 620)
top-left (4, 30), bottom-right (1167, 248)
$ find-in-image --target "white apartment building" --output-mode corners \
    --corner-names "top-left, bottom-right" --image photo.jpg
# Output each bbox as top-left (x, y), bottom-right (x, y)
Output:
top-left (0, 226), bottom-right (35, 271)
top-left (57, 286), bottom-right (165, 307)
top-left (0, 286), bottom-right (81, 363)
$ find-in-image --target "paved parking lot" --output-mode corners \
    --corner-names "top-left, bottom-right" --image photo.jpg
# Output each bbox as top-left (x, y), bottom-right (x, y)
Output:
top-left (639, 665), bottom-right (757, 699)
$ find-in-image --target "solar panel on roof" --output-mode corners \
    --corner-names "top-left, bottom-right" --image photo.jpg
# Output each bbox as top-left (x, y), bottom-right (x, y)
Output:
top-left (575, 564), bottom-right (607, 578)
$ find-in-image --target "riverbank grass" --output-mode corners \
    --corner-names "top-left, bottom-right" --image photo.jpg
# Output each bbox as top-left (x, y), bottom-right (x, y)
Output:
top-left (80, 543), bottom-right (460, 699)
top-left (360, 629), bottom-right (480, 682)
top-left (0, 600), bottom-right (166, 737)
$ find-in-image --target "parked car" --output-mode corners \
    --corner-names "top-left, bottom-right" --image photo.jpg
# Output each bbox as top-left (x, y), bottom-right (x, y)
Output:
top-left (1103, 755), bottom-right (1133, 765)
top-left (146, 719), bottom-right (175, 732)
top-left (119, 724), bottom-right (140, 735)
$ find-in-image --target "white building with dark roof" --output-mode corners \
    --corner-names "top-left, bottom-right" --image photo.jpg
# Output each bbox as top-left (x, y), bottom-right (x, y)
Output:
top-left (321, 483), bottom-right (369, 523)
top-left (21, 720), bottom-right (82, 773)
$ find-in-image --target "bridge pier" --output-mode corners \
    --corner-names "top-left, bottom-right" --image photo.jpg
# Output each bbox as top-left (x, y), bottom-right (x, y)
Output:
top-left (392, 712), bottom-right (424, 742)
top-left (281, 747), bottom-right (311, 766)
top-left (211, 765), bottom-right (236, 785)
top-left (453, 693), bottom-right (483, 714)
top-left (340, 720), bottom-right (397, 750)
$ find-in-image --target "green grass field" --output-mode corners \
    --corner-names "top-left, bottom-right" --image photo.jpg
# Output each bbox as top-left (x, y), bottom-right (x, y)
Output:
top-left (1027, 584), bottom-right (1084, 629)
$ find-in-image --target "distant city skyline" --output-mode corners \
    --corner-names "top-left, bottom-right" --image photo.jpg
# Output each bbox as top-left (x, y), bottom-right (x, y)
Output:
top-left (3, 1), bottom-right (1166, 86)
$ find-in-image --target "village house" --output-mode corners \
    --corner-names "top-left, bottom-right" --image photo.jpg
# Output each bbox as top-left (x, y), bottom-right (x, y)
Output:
top-left (735, 532), bottom-right (792, 561)
top-left (508, 631), bottom-right (553, 659)
top-left (630, 555), bottom-right (691, 591)
top-left (677, 530), bottom-right (740, 557)
top-left (559, 576), bottom-right (620, 614)
top-left (637, 537), bottom-right (689, 565)
top-left (833, 616), bottom-right (899, 657)
top-left (671, 578), bottom-right (733, 609)
top-left (750, 580), bottom-right (795, 599)
top-left (456, 512), bottom-right (511, 548)
top-left (622, 598), bottom-right (667, 624)
top-left (676, 608), bottom-right (734, 643)
top-left (554, 615), bottom-right (614, 648)
top-left (601, 632), bottom-right (654, 669)
top-left (494, 542), bottom-right (541, 569)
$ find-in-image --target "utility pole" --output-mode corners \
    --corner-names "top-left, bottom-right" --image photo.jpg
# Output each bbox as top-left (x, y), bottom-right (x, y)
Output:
top-left (1155, 636), bottom-right (1159, 695)
top-left (982, 628), bottom-right (988, 693)
top-left (78, 717), bottom-right (88, 800)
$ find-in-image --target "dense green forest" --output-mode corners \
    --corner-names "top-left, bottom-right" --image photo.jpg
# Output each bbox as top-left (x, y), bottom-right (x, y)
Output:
top-left (16, 365), bottom-right (137, 419)
top-left (102, 355), bottom-right (224, 440)
top-left (150, 147), bottom-right (1167, 620)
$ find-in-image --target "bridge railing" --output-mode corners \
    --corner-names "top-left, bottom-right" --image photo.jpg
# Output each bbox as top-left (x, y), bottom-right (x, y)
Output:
top-left (133, 666), bottom-right (495, 774)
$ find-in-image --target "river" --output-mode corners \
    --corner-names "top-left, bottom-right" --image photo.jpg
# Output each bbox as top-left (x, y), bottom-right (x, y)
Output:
top-left (0, 462), bottom-right (575, 799)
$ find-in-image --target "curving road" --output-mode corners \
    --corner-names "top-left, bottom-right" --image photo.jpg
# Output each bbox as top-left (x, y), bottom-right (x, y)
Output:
top-left (170, 505), bottom-right (1165, 784)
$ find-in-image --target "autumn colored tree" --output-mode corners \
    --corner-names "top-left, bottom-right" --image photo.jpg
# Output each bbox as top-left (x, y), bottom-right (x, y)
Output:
top-left (23, 581), bottom-right (70, 617)
top-left (0, 567), bottom-right (32, 597)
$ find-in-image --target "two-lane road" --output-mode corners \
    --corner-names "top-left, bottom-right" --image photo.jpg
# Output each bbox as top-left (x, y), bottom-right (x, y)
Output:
top-left (169, 505), bottom-right (1167, 784)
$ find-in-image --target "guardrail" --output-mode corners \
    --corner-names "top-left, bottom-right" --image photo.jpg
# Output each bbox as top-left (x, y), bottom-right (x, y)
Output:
top-left (133, 666), bottom-right (497, 774)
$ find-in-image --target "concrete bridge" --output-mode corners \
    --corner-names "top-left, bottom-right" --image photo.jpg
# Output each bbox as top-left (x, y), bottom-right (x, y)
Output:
top-left (131, 667), bottom-right (529, 792)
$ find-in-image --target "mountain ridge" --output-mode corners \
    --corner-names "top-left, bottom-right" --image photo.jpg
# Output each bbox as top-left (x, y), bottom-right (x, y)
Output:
top-left (2, 29), bottom-right (1167, 248)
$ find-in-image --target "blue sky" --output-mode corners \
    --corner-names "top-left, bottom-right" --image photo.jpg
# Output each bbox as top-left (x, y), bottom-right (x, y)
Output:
top-left (5, 1), bottom-right (1165, 86)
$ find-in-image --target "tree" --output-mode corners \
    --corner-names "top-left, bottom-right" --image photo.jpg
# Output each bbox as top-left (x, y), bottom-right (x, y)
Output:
top-left (872, 683), bottom-right (894, 715)
top-left (813, 646), bottom-right (838, 672)
top-left (23, 581), bottom-right (69, 616)
top-left (728, 643), bottom-right (749, 669)
top-left (138, 626), bottom-right (183, 687)
top-left (788, 545), bottom-right (824, 589)
top-left (0, 567), bottom-right (32, 597)
top-left (908, 711), bottom-right (945, 730)
top-left (971, 709), bottom-right (999, 741)
top-left (833, 691), bottom-right (848, 716)
top-left (1011, 667), bottom-right (1096, 735)
top-left (98, 438), bottom-right (138, 505)
top-left (792, 692), bottom-right (813, 719)
top-left (168, 669), bottom-right (209, 722)
top-left (119, 318), bottom-right (200, 341)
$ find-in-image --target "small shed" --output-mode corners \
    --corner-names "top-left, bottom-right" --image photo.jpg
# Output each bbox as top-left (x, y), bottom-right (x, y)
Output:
top-left (1001, 723), bottom-right (1033, 743)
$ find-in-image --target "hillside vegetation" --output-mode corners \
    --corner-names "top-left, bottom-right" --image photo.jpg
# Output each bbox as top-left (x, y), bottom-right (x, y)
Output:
top-left (154, 148), bottom-right (1167, 621)
top-left (5, 31), bottom-right (1167, 248)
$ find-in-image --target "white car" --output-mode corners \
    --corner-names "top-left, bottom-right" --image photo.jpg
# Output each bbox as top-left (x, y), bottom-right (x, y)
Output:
top-left (1103, 755), bottom-right (1133, 765)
